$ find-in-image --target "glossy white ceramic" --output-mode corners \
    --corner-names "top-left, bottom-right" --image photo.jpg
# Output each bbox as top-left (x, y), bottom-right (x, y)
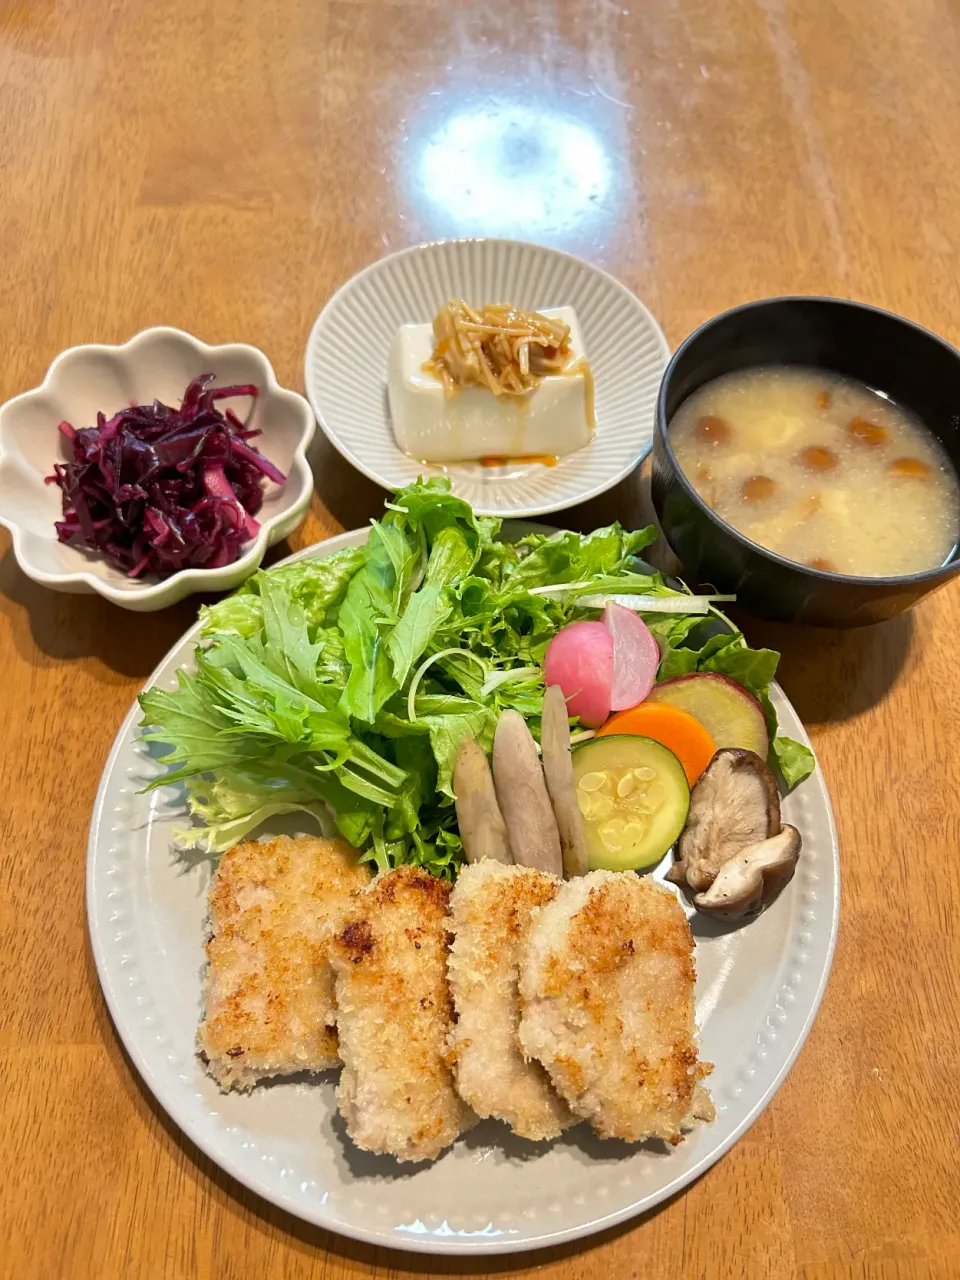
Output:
top-left (87, 526), bottom-right (839, 1254)
top-left (305, 239), bottom-right (670, 516)
top-left (0, 327), bottom-right (315, 610)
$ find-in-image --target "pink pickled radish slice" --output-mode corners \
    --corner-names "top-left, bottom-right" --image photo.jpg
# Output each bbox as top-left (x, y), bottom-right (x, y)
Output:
top-left (543, 621), bottom-right (614, 728)
top-left (603, 602), bottom-right (659, 710)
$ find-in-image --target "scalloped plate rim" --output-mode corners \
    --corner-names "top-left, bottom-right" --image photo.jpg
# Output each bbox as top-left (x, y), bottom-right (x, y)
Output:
top-left (0, 326), bottom-right (316, 608)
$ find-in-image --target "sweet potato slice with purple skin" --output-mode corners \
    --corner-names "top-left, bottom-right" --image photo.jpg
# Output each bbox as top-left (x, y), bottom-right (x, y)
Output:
top-left (647, 674), bottom-right (769, 759)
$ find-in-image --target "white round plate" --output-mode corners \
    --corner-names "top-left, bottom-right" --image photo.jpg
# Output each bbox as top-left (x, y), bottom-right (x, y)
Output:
top-left (304, 239), bottom-right (670, 517)
top-left (88, 527), bottom-right (839, 1256)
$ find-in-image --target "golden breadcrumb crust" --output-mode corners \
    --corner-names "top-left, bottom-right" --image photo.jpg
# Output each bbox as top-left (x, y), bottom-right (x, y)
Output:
top-left (519, 870), bottom-right (714, 1144)
top-left (330, 866), bottom-right (475, 1163)
top-left (447, 860), bottom-right (574, 1140)
top-left (199, 835), bottom-right (370, 1090)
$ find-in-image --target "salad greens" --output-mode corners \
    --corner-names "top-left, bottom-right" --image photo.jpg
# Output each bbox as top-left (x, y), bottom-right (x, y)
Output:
top-left (139, 478), bottom-right (814, 878)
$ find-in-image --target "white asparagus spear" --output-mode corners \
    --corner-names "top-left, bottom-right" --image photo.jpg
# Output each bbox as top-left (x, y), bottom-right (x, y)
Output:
top-left (453, 736), bottom-right (513, 864)
top-left (540, 684), bottom-right (590, 878)
top-left (491, 711), bottom-right (563, 876)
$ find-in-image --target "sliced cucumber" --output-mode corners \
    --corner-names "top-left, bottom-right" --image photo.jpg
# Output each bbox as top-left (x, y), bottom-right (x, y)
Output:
top-left (571, 735), bottom-right (690, 872)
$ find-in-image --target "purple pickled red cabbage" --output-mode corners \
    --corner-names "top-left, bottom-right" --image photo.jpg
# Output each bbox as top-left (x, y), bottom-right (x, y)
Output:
top-left (46, 374), bottom-right (286, 578)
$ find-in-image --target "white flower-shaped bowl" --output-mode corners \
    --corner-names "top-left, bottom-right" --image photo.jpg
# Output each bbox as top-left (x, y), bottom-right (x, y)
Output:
top-left (0, 328), bottom-right (315, 611)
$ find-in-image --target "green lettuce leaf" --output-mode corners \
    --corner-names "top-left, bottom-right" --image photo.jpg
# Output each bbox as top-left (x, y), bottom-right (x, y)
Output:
top-left (506, 523), bottom-right (656, 589)
top-left (176, 761), bottom-right (379, 852)
top-left (772, 735), bottom-right (817, 790)
top-left (139, 475), bottom-right (814, 875)
top-left (385, 525), bottom-right (478, 687)
top-left (337, 524), bottom-right (402, 723)
top-left (702, 641), bottom-right (780, 694)
top-left (655, 620), bottom-right (815, 789)
top-left (200, 547), bottom-right (365, 639)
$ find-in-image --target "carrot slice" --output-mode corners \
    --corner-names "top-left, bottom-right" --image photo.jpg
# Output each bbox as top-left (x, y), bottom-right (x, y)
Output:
top-left (597, 702), bottom-right (717, 786)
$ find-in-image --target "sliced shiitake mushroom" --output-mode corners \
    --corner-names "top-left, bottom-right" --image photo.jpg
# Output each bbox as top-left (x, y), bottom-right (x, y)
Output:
top-left (667, 747), bottom-right (800, 918)
top-left (693, 825), bottom-right (801, 918)
top-left (667, 748), bottom-right (780, 892)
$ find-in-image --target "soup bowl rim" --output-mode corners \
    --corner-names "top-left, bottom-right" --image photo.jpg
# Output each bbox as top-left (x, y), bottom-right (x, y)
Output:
top-left (655, 293), bottom-right (960, 589)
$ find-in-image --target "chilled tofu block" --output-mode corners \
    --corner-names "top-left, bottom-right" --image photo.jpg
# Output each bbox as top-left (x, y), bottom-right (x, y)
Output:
top-left (388, 306), bottom-right (594, 464)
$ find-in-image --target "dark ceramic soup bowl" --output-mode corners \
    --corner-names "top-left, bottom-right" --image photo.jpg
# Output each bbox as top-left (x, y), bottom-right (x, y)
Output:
top-left (651, 296), bottom-right (960, 627)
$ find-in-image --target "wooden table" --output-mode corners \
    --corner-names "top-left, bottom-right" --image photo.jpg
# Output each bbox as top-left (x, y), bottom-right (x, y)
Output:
top-left (2, 1), bottom-right (958, 1276)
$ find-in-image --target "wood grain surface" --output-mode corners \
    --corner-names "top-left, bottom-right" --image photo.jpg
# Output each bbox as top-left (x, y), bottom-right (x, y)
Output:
top-left (2, 1), bottom-right (959, 1276)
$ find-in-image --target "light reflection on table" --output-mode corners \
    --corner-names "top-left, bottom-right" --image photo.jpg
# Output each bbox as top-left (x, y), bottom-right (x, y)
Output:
top-left (412, 100), bottom-right (613, 238)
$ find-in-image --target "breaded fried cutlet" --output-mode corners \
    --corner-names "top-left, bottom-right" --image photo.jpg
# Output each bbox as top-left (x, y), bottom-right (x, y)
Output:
top-left (518, 870), bottom-right (714, 1144)
top-left (199, 834), bottom-right (370, 1090)
top-left (330, 865), bottom-right (474, 1163)
top-left (447, 860), bottom-right (575, 1141)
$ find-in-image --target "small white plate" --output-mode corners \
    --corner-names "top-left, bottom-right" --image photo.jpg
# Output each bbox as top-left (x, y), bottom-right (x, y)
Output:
top-left (304, 239), bottom-right (670, 517)
top-left (88, 526), bottom-right (840, 1256)
top-left (0, 328), bottom-right (315, 611)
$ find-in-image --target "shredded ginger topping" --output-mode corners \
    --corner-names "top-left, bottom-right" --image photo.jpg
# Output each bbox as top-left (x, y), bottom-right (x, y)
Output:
top-left (424, 300), bottom-right (574, 397)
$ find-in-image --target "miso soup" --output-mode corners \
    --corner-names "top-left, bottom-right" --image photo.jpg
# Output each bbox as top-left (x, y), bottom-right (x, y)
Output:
top-left (669, 365), bottom-right (960, 577)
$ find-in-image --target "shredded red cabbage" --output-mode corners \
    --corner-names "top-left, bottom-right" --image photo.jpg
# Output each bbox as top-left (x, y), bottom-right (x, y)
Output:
top-left (46, 374), bottom-right (286, 578)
